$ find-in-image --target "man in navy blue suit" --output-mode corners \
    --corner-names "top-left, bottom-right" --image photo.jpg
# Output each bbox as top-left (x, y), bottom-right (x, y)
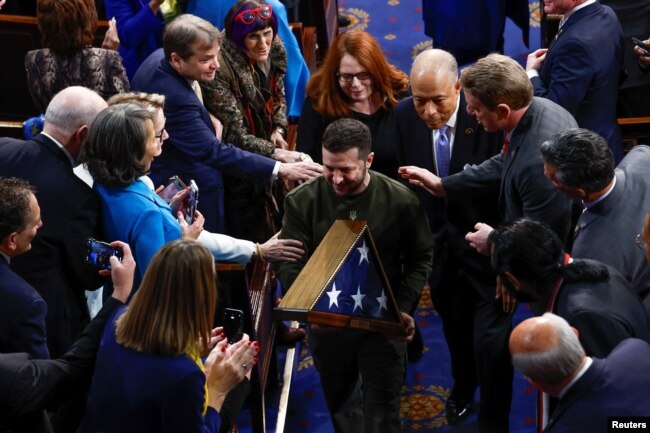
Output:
top-left (394, 49), bottom-right (507, 432)
top-left (0, 177), bottom-right (47, 358)
top-left (132, 14), bottom-right (322, 233)
top-left (510, 313), bottom-right (650, 433)
top-left (526, 0), bottom-right (625, 162)
top-left (0, 86), bottom-right (108, 358)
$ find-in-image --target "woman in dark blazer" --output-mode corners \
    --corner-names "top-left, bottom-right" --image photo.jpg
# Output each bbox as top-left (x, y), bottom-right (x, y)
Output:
top-left (78, 240), bottom-right (259, 433)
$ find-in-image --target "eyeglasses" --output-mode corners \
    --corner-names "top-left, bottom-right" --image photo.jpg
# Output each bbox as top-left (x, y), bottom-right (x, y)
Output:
top-left (155, 128), bottom-right (166, 141)
top-left (636, 233), bottom-right (647, 250)
top-left (337, 71), bottom-right (372, 82)
top-left (234, 5), bottom-right (273, 25)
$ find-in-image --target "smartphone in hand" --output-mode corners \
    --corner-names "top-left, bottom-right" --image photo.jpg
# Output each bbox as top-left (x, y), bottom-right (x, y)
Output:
top-left (632, 37), bottom-right (650, 56)
top-left (85, 238), bottom-right (123, 270)
top-left (223, 308), bottom-right (244, 343)
top-left (158, 175), bottom-right (187, 204)
top-left (185, 180), bottom-right (199, 224)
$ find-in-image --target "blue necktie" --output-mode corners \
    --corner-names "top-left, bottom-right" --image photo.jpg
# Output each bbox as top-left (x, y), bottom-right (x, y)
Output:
top-left (435, 125), bottom-right (450, 177)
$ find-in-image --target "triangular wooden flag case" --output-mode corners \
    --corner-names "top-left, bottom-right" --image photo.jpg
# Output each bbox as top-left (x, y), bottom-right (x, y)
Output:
top-left (274, 220), bottom-right (405, 336)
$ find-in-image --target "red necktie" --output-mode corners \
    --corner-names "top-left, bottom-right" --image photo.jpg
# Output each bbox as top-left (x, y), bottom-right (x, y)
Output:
top-left (503, 136), bottom-right (510, 155)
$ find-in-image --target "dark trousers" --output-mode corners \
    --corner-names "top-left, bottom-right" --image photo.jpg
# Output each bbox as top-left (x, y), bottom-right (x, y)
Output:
top-left (431, 247), bottom-right (513, 433)
top-left (309, 329), bottom-right (406, 433)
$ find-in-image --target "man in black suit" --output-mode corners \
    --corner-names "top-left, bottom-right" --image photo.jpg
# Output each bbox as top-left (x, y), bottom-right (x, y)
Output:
top-left (394, 49), bottom-right (506, 430)
top-left (0, 177), bottom-right (47, 358)
top-left (399, 54), bottom-right (576, 433)
top-left (0, 241), bottom-right (134, 433)
top-left (0, 86), bottom-right (108, 358)
top-left (400, 53), bottom-right (575, 258)
top-left (540, 129), bottom-right (650, 308)
top-left (490, 217), bottom-right (650, 357)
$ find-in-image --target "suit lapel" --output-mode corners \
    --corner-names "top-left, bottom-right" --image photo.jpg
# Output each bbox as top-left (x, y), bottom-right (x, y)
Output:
top-left (451, 96), bottom-right (479, 174)
top-left (575, 170), bottom-right (625, 239)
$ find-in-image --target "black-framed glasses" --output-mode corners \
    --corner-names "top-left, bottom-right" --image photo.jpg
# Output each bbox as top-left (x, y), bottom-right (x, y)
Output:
top-left (337, 71), bottom-right (371, 82)
top-left (155, 128), bottom-right (166, 141)
top-left (636, 233), bottom-right (647, 250)
top-left (234, 5), bottom-right (273, 25)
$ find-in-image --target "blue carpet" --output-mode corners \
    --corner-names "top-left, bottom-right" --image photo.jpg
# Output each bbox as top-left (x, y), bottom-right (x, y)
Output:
top-left (238, 1), bottom-right (543, 431)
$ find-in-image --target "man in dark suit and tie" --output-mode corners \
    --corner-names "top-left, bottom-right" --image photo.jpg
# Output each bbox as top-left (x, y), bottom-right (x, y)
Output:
top-left (0, 86), bottom-right (108, 358)
top-left (510, 313), bottom-right (650, 433)
top-left (526, 0), bottom-right (624, 162)
top-left (131, 14), bottom-right (322, 233)
top-left (0, 178), bottom-right (47, 359)
top-left (540, 129), bottom-right (650, 308)
top-left (400, 53), bottom-right (575, 271)
top-left (394, 49), bottom-right (506, 430)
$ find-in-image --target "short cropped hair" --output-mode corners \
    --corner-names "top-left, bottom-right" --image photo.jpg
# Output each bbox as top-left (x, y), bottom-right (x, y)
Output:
top-left (163, 14), bottom-right (221, 61)
top-left (37, 0), bottom-right (97, 55)
top-left (224, 0), bottom-right (278, 52)
top-left (322, 118), bottom-right (371, 160)
top-left (0, 177), bottom-right (35, 240)
top-left (512, 313), bottom-right (585, 385)
top-left (116, 240), bottom-right (217, 356)
top-left (540, 128), bottom-right (614, 194)
top-left (81, 104), bottom-right (154, 187)
top-left (460, 53), bottom-right (533, 111)
top-left (45, 86), bottom-right (106, 135)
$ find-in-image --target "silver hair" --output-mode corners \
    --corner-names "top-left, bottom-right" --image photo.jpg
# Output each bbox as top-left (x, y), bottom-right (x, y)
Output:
top-left (511, 313), bottom-right (585, 385)
top-left (44, 86), bottom-right (106, 134)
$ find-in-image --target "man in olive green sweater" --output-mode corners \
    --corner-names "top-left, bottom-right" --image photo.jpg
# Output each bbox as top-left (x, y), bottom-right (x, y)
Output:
top-left (276, 118), bottom-right (433, 433)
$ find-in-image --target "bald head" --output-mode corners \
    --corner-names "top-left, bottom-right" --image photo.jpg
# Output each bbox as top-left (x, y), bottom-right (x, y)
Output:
top-left (410, 49), bottom-right (458, 84)
top-left (409, 49), bottom-right (460, 130)
top-left (43, 86), bottom-right (108, 159)
top-left (510, 313), bottom-right (585, 393)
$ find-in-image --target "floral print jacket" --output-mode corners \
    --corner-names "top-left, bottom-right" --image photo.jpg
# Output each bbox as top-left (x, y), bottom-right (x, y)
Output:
top-left (202, 33), bottom-right (288, 157)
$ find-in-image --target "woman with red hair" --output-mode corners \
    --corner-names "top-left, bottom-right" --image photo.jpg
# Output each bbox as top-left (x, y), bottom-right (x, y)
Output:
top-left (297, 30), bottom-right (408, 179)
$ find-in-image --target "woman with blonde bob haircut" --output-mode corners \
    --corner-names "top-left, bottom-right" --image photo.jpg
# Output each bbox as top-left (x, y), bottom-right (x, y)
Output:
top-left (78, 240), bottom-right (258, 433)
top-left (297, 30), bottom-right (408, 178)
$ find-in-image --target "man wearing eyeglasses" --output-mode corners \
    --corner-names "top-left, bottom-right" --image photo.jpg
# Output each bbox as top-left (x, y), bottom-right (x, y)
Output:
top-left (540, 128), bottom-right (650, 312)
top-left (132, 14), bottom-right (322, 234)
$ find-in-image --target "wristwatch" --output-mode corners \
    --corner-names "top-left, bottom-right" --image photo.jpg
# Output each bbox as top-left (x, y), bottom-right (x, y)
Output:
top-left (275, 126), bottom-right (286, 137)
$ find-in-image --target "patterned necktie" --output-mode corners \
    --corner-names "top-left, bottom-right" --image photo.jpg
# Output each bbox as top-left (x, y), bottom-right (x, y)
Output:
top-left (502, 135), bottom-right (510, 156)
top-left (435, 125), bottom-right (450, 177)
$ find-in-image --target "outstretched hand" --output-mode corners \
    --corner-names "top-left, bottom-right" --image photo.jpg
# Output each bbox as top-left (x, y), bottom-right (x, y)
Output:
top-left (398, 166), bottom-right (446, 196)
top-left (259, 231), bottom-right (304, 262)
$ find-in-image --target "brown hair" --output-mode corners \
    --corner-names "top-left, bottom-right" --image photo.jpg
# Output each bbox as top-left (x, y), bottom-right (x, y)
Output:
top-left (37, 0), bottom-right (97, 55)
top-left (0, 177), bottom-right (35, 240)
top-left (460, 53), bottom-right (532, 111)
top-left (163, 14), bottom-right (222, 61)
top-left (306, 30), bottom-right (409, 118)
top-left (115, 240), bottom-right (217, 356)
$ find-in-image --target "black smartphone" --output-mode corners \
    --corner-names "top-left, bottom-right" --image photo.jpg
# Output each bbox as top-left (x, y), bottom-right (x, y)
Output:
top-left (85, 238), bottom-right (123, 270)
top-left (223, 308), bottom-right (244, 343)
top-left (185, 179), bottom-right (199, 224)
top-left (632, 37), bottom-right (650, 55)
top-left (158, 175), bottom-right (187, 204)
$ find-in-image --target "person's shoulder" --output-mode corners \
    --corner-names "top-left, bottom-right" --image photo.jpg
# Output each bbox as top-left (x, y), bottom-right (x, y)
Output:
top-left (285, 175), bottom-right (325, 199)
top-left (394, 96), bottom-right (414, 114)
top-left (371, 171), bottom-right (417, 198)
